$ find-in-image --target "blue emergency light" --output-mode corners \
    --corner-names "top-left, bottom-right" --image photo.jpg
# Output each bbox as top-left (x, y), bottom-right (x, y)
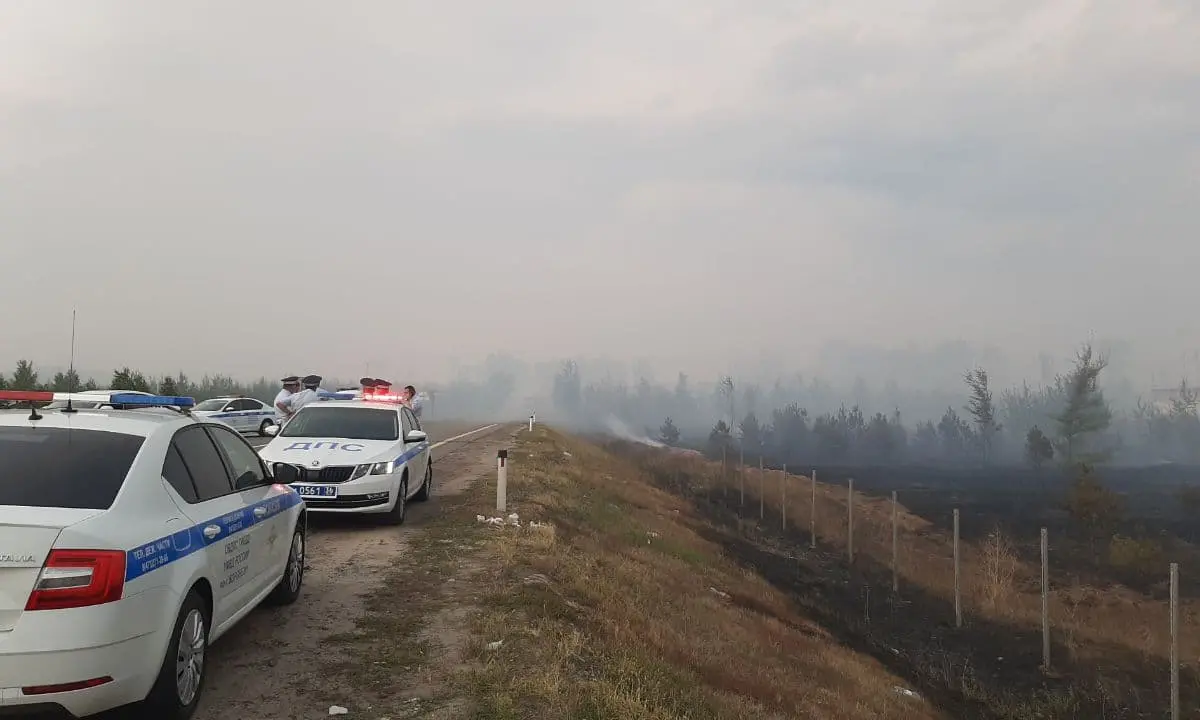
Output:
top-left (317, 391), bottom-right (357, 401)
top-left (109, 393), bottom-right (197, 408)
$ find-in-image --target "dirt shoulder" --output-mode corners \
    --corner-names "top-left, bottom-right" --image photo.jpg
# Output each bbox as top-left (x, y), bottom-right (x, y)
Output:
top-left (312, 425), bottom-right (946, 719)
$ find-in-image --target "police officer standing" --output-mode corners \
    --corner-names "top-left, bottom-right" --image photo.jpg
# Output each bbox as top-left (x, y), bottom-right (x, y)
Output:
top-left (274, 376), bottom-right (300, 426)
top-left (287, 374), bottom-right (324, 414)
top-left (401, 384), bottom-right (424, 418)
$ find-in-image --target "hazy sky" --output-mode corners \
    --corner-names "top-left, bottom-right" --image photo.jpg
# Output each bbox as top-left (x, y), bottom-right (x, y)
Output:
top-left (3, 1), bottom-right (1198, 385)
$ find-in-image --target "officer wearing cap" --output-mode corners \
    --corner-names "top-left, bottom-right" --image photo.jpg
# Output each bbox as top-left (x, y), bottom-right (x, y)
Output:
top-left (274, 376), bottom-right (300, 425)
top-left (287, 374), bottom-right (325, 414)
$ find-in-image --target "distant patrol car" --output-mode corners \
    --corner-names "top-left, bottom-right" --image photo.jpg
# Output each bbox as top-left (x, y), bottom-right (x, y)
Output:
top-left (258, 390), bottom-right (432, 524)
top-left (0, 390), bottom-right (308, 718)
top-left (192, 395), bottom-right (278, 436)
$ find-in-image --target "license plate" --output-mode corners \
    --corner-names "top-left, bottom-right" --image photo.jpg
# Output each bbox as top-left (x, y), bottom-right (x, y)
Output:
top-left (293, 484), bottom-right (338, 498)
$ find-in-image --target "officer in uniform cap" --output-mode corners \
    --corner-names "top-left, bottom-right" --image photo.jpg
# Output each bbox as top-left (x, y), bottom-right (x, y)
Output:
top-left (288, 375), bottom-right (324, 413)
top-left (274, 376), bottom-right (301, 425)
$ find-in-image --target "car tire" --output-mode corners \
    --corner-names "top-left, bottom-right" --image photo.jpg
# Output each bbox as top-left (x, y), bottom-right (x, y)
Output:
top-left (139, 588), bottom-right (209, 720)
top-left (384, 475), bottom-right (408, 525)
top-left (265, 523), bottom-right (305, 606)
top-left (412, 460), bottom-right (432, 502)
top-left (259, 419), bottom-right (275, 437)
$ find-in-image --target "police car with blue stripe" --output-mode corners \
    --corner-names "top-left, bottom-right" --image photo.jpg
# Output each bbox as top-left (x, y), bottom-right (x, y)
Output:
top-left (258, 389), bottom-right (433, 524)
top-left (0, 390), bottom-right (308, 718)
top-left (191, 395), bottom-right (278, 436)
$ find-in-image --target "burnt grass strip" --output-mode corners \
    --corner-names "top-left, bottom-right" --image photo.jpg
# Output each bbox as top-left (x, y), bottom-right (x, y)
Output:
top-left (630, 459), bottom-right (1198, 720)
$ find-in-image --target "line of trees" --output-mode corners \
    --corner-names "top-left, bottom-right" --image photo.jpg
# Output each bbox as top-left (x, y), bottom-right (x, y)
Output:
top-left (554, 343), bottom-right (1198, 468)
top-left (698, 345), bottom-right (1116, 469)
top-left (0, 358), bottom-right (517, 420)
top-left (0, 360), bottom-right (282, 403)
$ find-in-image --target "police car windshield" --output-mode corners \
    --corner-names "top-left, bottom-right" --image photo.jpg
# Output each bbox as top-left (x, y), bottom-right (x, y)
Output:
top-left (0, 427), bottom-right (145, 509)
top-left (279, 406), bottom-right (398, 441)
top-left (193, 399), bottom-right (229, 411)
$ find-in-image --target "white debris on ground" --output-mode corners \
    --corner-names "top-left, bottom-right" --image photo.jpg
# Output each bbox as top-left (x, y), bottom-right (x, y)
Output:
top-left (486, 640), bottom-right (504, 650)
top-left (709, 587), bottom-right (730, 600)
top-left (475, 513), bottom-right (555, 531)
top-left (893, 686), bottom-right (921, 700)
top-left (328, 705), bottom-right (349, 715)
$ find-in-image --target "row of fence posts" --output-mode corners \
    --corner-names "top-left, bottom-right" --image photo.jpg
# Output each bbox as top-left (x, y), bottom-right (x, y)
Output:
top-left (712, 456), bottom-right (1183, 720)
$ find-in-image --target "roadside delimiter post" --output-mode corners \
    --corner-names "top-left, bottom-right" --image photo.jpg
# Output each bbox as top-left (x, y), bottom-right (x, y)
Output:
top-left (496, 449), bottom-right (508, 513)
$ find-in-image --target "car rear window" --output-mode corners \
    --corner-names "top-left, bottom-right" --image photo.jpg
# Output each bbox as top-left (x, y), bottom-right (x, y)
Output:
top-left (0, 426), bottom-right (146, 509)
top-left (279, 407), bottom-right (398, 441)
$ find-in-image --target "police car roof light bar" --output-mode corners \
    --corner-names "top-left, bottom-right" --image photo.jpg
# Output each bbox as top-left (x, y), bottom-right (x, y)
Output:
top-left (0, 390), bottom-right (54, 422)
top-left (367, 393), bottom-right (404, 403)
top-left (0, 390), bottom-right (55, 403)
top-left (109, 393), bottom-right (196, 409)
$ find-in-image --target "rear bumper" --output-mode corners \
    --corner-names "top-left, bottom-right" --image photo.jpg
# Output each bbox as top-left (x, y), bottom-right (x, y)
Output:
top-left (0, 589), bottom-right (176, 717)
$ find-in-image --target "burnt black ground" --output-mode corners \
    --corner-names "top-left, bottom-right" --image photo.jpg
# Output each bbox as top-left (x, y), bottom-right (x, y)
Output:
top-left (609, 442), bottom-right (1199, 720)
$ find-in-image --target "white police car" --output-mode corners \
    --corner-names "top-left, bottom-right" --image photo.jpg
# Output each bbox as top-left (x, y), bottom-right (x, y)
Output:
top-left (258, 391), bottom-right (432, 524)
top-left (0, 390), bottom-right (308, 718)
top-left (191, 396), bottom-right (278, 436)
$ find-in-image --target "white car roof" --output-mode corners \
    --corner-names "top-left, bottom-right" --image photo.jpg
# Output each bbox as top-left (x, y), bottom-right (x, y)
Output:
top-left (0, 406), bottom-right (195, 437)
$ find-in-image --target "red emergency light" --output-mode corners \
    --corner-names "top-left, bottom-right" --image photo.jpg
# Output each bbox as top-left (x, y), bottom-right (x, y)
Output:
top-left (0, 390), bottom-right (55, 403)
top-left (366, 394), bottom-right (405, 403)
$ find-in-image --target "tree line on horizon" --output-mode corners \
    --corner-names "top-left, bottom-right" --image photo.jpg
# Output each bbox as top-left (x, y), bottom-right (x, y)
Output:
top-left (0, 361), bottom-right (284, 404)
top-left (552, 343), bottom-right (1200, 469)
top-left (0, 360), bottom-right (515, 420)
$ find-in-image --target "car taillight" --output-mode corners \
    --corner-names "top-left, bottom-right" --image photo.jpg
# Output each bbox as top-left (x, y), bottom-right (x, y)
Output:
top-left (25, 550), bottom-right (126, 611)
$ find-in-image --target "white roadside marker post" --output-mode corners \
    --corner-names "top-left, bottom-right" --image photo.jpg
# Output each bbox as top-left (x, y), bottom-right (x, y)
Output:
top-left (497, 449), bottom-right (508, 513)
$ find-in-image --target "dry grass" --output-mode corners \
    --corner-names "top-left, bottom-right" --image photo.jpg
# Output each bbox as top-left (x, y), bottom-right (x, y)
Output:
top-left (622, 445), bottom-right (1200, 716)
top-left (462, 427), bottom-right (947, 719)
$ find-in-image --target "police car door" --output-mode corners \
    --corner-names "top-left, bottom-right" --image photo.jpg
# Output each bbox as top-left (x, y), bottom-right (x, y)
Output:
top-left (164, 426), bottom-right (271, 628)
top-left (402, 408), bottom-right (428, 484)
top-left (206, 425), bottom-right (290, 600)
top-left (230, 399), bottom-right (258, 432)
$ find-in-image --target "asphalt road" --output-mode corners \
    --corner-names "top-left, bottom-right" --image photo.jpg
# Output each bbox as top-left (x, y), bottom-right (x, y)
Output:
top-left (244, 419), bottom-right (490, 450)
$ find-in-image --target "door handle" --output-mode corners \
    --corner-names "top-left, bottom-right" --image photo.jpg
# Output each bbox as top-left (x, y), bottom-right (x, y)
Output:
top-left (202, 525), bottom-right (222, 540)
top-left (253, 507), bottom-right (268, 518)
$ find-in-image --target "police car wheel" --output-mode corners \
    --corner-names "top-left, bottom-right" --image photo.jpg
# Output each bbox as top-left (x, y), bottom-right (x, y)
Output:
top-left (413, 461), bottom-right (432, 502)
top-left (259, 419), bottom-right (274, 436)
top-left (384, 477), bottom-right (408, 525)
top-left (266, 525), bottom-right (305, 606)
top-left (140, 588), bottom-right (209, 719)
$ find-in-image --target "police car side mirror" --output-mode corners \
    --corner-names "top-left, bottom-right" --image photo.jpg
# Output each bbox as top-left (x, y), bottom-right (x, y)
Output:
top-left (405, 430), bottom-right (427, 444)
top-left (272, 462), bottom-right (300, 484)
top-left (264, 424), bottom-right (280, 437)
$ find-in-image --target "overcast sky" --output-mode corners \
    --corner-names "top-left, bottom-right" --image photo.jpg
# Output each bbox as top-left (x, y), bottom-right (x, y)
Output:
top-left (2, 1), bottom-right (1197, 386)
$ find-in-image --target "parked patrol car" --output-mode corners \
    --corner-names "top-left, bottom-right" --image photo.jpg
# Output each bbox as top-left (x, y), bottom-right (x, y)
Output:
top-left (0, 390), bottom-right (308, 718)
top-left (258, 391), bottom-right (432, 524)
top-left (191, 395), bottom-right (278, 436)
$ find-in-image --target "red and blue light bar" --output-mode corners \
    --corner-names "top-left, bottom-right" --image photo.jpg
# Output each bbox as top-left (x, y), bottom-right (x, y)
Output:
top-left (0, 391), bottom-right (195, 408)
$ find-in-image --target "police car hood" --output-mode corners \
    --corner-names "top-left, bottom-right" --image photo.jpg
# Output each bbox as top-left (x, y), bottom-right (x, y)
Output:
top-left (259, 437), bottom-right (400, 468)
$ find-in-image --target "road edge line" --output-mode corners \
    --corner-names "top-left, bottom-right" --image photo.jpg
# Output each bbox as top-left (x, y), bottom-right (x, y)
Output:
top-left (431, 423), bottom-right (501, 449)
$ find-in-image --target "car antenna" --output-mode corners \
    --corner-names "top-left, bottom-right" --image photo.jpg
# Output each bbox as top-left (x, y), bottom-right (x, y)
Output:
top-left (63, 309), bottom-right (78, 414)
